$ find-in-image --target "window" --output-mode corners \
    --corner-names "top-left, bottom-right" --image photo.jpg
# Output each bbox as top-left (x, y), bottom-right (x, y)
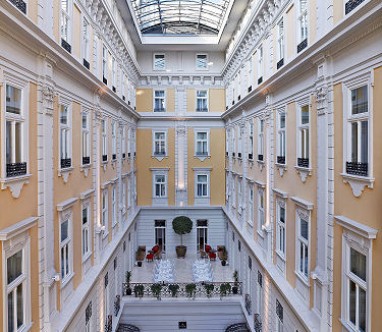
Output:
top-left (257, 271), bottom-right (263, 318)
top-left (277, 112), bottom-right (286, 164)
top-left (85, 302), bottom-right (92, 332)
top-left (153, 131), bottom-right (166, 156)
top-left (196, 174), bottom-right (208, 197)
top-left (82, 18), bottom-right (90, 68)
top-left (102, 46), bottom-right (108, 83)
top-left (257, 190), bottom-right (265, 233)
top-left (346, 85), bottom-right (369, 176)
top-left (248, 185), bottom-right (254, 227)
top-left (60, 0), bottom-right (71, 45)
top-left (155, 220), bottom-right (166, 251)
top-left (111, 121), bottom-right (117, 160)
top-left (297, 212), bottom-right (309, 280)
top-left (277, 19), bottom-right (285, 68)
top-left (6, 249), bottom-right (28, 332)
top-left (257, 46), bottom-right (263, 84)
top-left (276, 300), bottom-right (284, 332)
top-left (5, 84), bottom-right (27, 178)
top-left (82, 112), bottom-right (90, 165)
top-left (112, 57), bottom-right (116, 90)
top-left (154, 90), bottom-right (165, 112)
top-left (196, 90), bottom-right (208, 112)
top-left (196, 54), bottom-right (208, 69)
top-left (154, 54), bottom-right (165, 70)
top-left (276, 200), bottom-right (286, 257)
top-left (258, 119), bottom-right (264, 161)
top-left (122, 126), bottom-right (126, 159)
top-left (60, 217), bottom-right (71, 280)
top-left (238, 126), bottom-right (242, 158)
top-left (60, 104), bottom-right (71, 169)
top-left (82, 205), bottom-right (90, 259)
top-left (297, 0), bottom-right (308, 52)
top-left (101, 119), bottom-right (107, 162)
top-left (154, 174), bottom-right (166, 198)
top-left (248, 122), bottom-right (254, 160)
top-left (112, 185), bottom-right (117, 226)
top-left (195, 131), bottom-right (208, 156)
top-left (297, 105), bottom-right (310, 167)
top-left (102, 189), bottom-right (108, 233)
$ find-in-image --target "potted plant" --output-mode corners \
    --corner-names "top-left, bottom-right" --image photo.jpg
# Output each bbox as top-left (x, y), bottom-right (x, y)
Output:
top-left (232, 270), bottom-right (239, 294)
top-left (151, 283), bottom-right (162, 300)
top-left (169, 284), bottom-right (180, 297)
top-left (185, 283), bottom-right (196, 299)
top-left (204, 283), bottom-right (214, 298)
top-left (134, 284), bottom-right (144, 298)
top-left (219, 282), bottom-right (231, 298)
top-left (124, 271), bottom-right (132, 295)
top-left (172, 216), bottom-right (193, 258)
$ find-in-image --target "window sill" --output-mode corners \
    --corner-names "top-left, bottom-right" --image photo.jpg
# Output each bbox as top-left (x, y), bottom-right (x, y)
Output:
top-left (276, 251), bottom-right (286, 262)
top-left (61, 272), bottom-right (75, 288)
top-left (340, 173), bottom-right (374, 197)
top-left (82, 252), bottom-right (92, 264)
top-left (194, 154), bottom-right (210, 162)
top-left (152, 154), bottom-right (168, 162)
top-left (295, 271), bottom-right (310, 287)
top-left (58, 167), bottom-right (73, 183)
top-left (257, 229), bottom-right (265, 238)
top-left (0, 173), bottom-right (31, 198)
top-left (340, 318), bottom-right (360, 332)
top-left (275, 163), bottom-right (287, 177)
top-left (294, 166), bottom-right (312, 183)
top-left (257, 160), bottom-right (265, 171)
top-left (18, 322), bottom-right (33, 332)
top-left (80, 164), bottom-right (91, 177)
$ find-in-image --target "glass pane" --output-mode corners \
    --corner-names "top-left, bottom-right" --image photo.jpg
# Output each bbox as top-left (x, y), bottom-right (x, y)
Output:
top-left (197, 90), bottom-right (207, 98)
top-left (82, 114), bottom-right (87, 129)
top-left (8, 292), bottom-right (14, 332)
top-left (349, 280), bottom-right (356, 326)
top-left (6, 85), bottom-right (21, 115)
top-left (82, 208), bottom-right (88, 225)
top-left (60, 106), bottom-right (68, 125)
top-left (300, 219), bottom-right (308, 240)
top-left (15, 122), bottom-right (22, 163)
top-left (352, 86), bottom-right (368, 115)
top-left (6, 121), bottom-right (12, 164)
top-left (280, 207), bottom-right (285, 223)
top-left (61, 220), bottom-right (68, 242)
top-left (280, 113), bottom-right (285, 128)
top-left (7, 251), bottom-right (23, 284)
top-left (361, 121), bottom-right (368, 164)
top-left (16, 284), bottom-right (23, 328)
top-left (351, 122), bottom-right (358, 162)
top-left (301, 105), bottom-right (309, 124)
top-left (359, 287), bottom-right (366, 332)
top-left (350, 248), bottom-right (366, 281)
top-left (197, 132), bottom-right (207, 140)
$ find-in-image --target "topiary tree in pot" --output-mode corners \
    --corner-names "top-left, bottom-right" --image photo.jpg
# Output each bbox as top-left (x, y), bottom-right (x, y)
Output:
top-left (172, 216), bottom-right (193, 258)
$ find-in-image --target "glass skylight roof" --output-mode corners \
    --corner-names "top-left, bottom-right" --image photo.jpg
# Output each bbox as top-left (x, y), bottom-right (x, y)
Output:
top-left (130, 0), bottom-right (233, 35)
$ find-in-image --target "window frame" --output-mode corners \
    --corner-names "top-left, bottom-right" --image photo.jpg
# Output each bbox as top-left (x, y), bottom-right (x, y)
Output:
top-left (297, 0), bottom-right (308, 43)
top-left (195, 130), bottom-right (209, 157)
top-left (60, 0), bottom-right (72, 43)
top-left (296, 100), bottom-right (311, 169)
top-left (276, 299), bottom-right (284, 332)
top-left (247, 183), bottom-right (254, 227)
top-left (101, 189), bottom-right (109, 236)
top-left (257, 188), bottom-right (265, 235)
top-left (81, 111), bottom-right (90, 166)
top-left (153, 53), bottom-right (166, 71)
top-left (277, 18), bottom-right (285, 62)
top-left (153, 90), bottom-right (166, 112)
top-left (111, 121), bottom-right (117, 161)
top-left (59, 102), bottom-right (72, 169)
top-left (196, 54), bottom-right (208, 70)
top-left (196, 90), bottom-right (208, 112)
top-left (295, 208), bottom-right (310, 282)
top-left (248, 121), bottom-right (254, 160)
top-left (60, 210), bottom-right (73, 283)
top-left (153, 130), bottom-right (167, 157)
top-left (102, 45), bottom-right (108, 82)
top-left (276, 199), bottom-right (286, 259)
top-left (81, 202), bottom-right (91, 261)
top-left (101, 119), bottom-right (108, 162)
top-left (153, 172), bottom-right (167, 198)
top-left (111, 185), bottom-right (118, 227)
top-left (277, 110), bottom-right (286, 164)
top-left (257, 119), bottom-right (264, 161)
top-left (82, 17), bottom-right (90, 62)
top-left (257, 45), bottom-right (263, 82)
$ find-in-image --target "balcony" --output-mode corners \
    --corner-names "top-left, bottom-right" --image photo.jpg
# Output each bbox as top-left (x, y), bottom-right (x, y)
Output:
top-left (345, 0), bottom-right (365, 14)
top-left (102, 154), bottom-right (108, 162)
top-left (103, 76), bottom-right (108, 85)
top-left (83, 58), bottom-right (90, 70)
top-left (257, 154), bottom-right (263, 161)
top-left (61, 39), bottom-right (71, 54)
top-left (9, 0), bottom-right (27, 14)
top-left (297, 158), bottom-right (309, 168)
top-left (277, 156), bottom-right (285, 164)
top-left (277, 58), bottom-right (284, 69)
top-left (61, 158), bottom-right (72, 169)
top-left (6, 162), bottom-right (27, 177)
top-left (257, 77), bottom-right (263, 85)
top-left (297, 39), bottom-right (308, 53)
top-left (346, 162), bottom-right (368, 176)
top-left (82, 156), bottom-right (90, 165)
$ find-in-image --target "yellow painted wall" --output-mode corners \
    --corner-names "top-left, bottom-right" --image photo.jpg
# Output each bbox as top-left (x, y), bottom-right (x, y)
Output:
top-left (187, 128), bottom-right (225, 206)
top-left (136, 89), bottom-right (153, 112)
top-left (209, 89), bottom-right (226, 112)
top-left (72, 4), bottom-right (82, 59)
top-left (309, 0), bottom-right (317, 44)
top-left (286, 3), bottom-right (296, 59)
top-left (30, 224), bottom-right (40, 331)
top-left (187, 88), bottom-right (196, 112)
top-left (167, 88), bottom-right (175, 112)
top-left (28, 0), bottom-right (38, 25)
top-left (53, 0), bottom-right (60, 43)
top-left (333, 0), bottom-right (344, 25)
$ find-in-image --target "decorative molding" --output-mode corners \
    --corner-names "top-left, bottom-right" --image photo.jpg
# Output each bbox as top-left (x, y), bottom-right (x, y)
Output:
top-left (80, 188), bottom-right (95, 200)
top-left (335, 215), bottom-right (378, 240)
top-left (0, 217), bottom-right (39, 241)
top-left (295, 166), bottom-right (312, 183)
top-left (58, 168), bottom-right (72, 183)
top-left (272, 187), bottom-right (288, 199)
top-left (291, 196), bottom-right (314, 211)
top-left (43, 85), bottom-right (55, 114)
top-left (315, 86), bottom-right (328, 115)
top-left (341, 173), bottom-right (374, 197)
top-left (1, 175), bottom-right (31, 198)
top-left (57, 197), bottom-right (78, 212)
top-left (276, 164), bottom-right (287, 177)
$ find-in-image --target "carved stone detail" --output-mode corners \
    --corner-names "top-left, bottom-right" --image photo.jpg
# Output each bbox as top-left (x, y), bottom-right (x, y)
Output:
top-left (316, 86), bottom-right (328, 116)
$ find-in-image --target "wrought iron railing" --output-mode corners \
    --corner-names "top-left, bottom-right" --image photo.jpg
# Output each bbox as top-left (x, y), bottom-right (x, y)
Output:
top-left (277, 58), bottom-right (284, 69)
top-left (102, 154), bottom-right (108, 162)
top-left (60, 158), bottom-right (71, 169)
top-left (258, 154), bottom-right (264, 161)
top-left (123, 281), bottom-right (242, 299)
top-left (196, 107), bottom-right (208, 112)
top-left (297, 158), bottom-right (309, 168)
top-left (297, 39), bottom-right (308, 53)
top-left (83, 58), bottom-right (90, 69)
top-left (82, 156), bottom-right (90, 165)
top-left (345, 0), bottom-right (365, 14)
top-left (6, 162), bottom-right (27, 177)
top-left (277, 156), bottom-right (285, 164)
top-left (9, 0), bottom-right (26, 13)
top-left (61, 39), bottom-right (71, 53)
top-left (346, 161), bottom-right (368, 176)
top-left (105, 315), bottom-right (113, 332)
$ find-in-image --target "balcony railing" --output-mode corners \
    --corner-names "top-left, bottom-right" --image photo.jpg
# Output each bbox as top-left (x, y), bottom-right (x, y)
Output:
top-left (154, 107), bottom-right (165, 112)
top-left (238, 95), bottom-right (241, 101)
top-left (60, 158), bottom-right (71, 169)
top-left (82, 156), bottom-right (90, 165)
top-left (102, 154), bottom-right (108, 162)
top-left (83, 58), bottom-right (90, 69)
top-left (122, 153), bottom-right (126, 159)
top-left (6, 162), bottom-right (27, 177)
top-left (103, 76), bottom-right (108, 85)
top-left (257, 77), bottom-right (263, 85)
top-left (277, 156), bottom-right (285, 164)
top-left (61, 39), bottom-right (71, 53)
top-left (297, 158), bottom-right (309, 168)
top-left (345, 0), bottom-right (365, 14)
top-left (232, 152), bottom-right (235, 157)
top-left (112, 154), bottom-right (116, 160)
top-left (346, 161), bottom-right (368, 176)
top-left (9, 0), bottom-right (27, 14)
top-left (297, 39), bottom-right (308, 53)
top-left (277, 58), bottom-right (284, 69)
top-left (248, 153), bottom-right (253, 160)
top-left (196, 108), bottom-right (208, 112)
top-left (258, 154), bottom-right (264, 161)
top-left (105, 315), bottom-right (112, 332)
top-left (154, 151), bottom-right (166, 156)
top-left (123, 281), bottom-right (242, 299)
top-left (196, 152), bottom-right (208, 157)
top-left (238, 153), bottom-right (242, 159)
top-left (248, 86), bottom-right (252, 93)
top-left (112, 86), bottom-right (116, 93)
